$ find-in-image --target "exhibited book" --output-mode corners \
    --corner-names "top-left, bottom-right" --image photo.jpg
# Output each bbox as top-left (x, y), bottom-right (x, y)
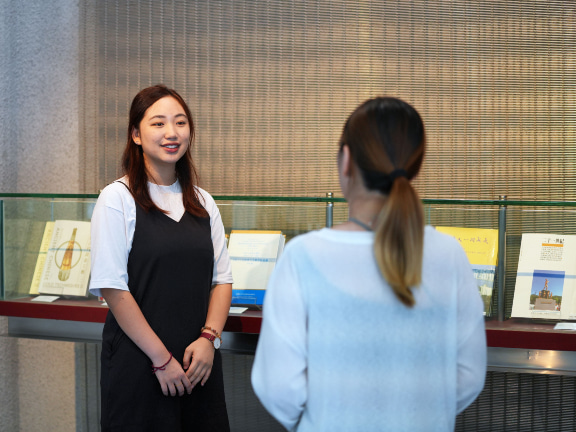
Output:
top-left (436, 226), bottom-right (499, 315)
top-left (227, 230), bottom-right (285, 306)
top-left (29, 221), bottom-right (55, 295)
top-left (37, 220), bottom-right (91, 297)
top-left (511, 233), bottom-right (576, 320)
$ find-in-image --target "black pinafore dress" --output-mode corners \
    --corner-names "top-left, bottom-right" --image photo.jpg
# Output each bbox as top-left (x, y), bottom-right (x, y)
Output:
top-left (100, 202), bottom-right (229, 432)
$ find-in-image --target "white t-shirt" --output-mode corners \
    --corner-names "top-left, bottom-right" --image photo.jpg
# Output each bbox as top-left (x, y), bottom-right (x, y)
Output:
top-left (251, 226), bottom-right (487, 432)
top-left (89, 177), bottom-right (233, 297)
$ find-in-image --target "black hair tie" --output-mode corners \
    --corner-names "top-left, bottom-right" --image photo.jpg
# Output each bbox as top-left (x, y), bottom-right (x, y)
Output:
top-left (363, 169), bottom-right (408, 194)
top-left (388, 169), bottom-right (408, 182)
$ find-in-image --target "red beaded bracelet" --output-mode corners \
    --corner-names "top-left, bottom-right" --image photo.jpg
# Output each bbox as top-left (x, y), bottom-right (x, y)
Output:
top-left (151, 352), bottom-right (173, 374)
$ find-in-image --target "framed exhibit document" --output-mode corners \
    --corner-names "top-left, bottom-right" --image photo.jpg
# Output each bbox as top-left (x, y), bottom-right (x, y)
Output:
top-left (436, 226), bottom-right (498, 315)
top-left (227, 230), bottom-right (285, 306)
top-left (511, 233), bottom-right (576, 320)
top-left (37, 220), bottom-right (91, 297)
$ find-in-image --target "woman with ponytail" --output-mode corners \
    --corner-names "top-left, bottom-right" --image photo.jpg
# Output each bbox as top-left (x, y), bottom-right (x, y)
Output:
top-left (252, 97), bottom-right (487, 432)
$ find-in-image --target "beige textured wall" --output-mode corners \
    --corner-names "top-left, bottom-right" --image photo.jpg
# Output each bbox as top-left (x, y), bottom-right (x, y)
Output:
top-left (17, 340), bottom-right (76, 432)
top-left (0, 318), bottom-right (18, 432)
top-left (0, 0), bottom-right (79, 194)
top-left (0, 0), bottom-right (81, 431)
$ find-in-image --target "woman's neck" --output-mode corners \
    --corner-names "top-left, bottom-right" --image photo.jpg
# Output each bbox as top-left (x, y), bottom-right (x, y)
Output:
top-left (145, 164), bottom-right (177, 186)
top-left (347, 195), bottom-right (386, 229)
top-left (332, 192), bottom-right (386, 231)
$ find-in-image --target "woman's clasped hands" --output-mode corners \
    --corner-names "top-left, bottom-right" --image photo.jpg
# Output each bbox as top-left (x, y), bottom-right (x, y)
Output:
top-left (152, 336), bottom-right (215, 397)
top-left (184, 336), bottom-right (215, 389)
top-left (152, 353), bottom-right (193, 397)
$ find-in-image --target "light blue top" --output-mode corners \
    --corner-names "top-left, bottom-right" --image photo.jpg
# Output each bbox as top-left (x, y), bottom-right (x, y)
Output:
top-left (251, 226), bottom-right (487, 432)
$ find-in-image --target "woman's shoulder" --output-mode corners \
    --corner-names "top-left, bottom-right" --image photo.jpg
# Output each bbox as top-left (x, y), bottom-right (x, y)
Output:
top-left (97, 177), bottom-right (134, 210)
top-left (194, 186), bottom-right (217, 210)
top-left (194, 185), bottom-right (212, 200)
top-left (281, 229), bottom-right (329, 255)
top-left (296, 228), bottom-right (373, 246)
top-left (425, 225), bottom-right (462, 248)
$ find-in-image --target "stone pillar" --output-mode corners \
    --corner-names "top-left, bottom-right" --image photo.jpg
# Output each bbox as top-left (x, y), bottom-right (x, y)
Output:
top-left (0, 0), bottom-right (81, 430)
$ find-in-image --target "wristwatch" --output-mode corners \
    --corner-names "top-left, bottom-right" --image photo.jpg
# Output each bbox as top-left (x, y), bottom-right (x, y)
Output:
top-left (200, 332), bottom-right (221, 349)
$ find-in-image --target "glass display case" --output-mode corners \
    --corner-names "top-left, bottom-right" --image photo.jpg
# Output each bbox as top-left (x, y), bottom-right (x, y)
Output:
top-left (0, 194), bottom-right (345, 302)
top-left (0, 193), bottom-right (348, 346)
top-left (1, 194), bottom-right (576, 373)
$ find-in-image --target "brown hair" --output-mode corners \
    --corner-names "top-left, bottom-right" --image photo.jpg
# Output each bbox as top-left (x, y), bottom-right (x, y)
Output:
top-left (121, 84), bottom-right (207, 217)
top-left (340, 97), bottom-right (425, 307)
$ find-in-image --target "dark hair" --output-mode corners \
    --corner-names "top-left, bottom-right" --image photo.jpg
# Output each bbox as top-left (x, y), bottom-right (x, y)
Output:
top-left (340, 97), bottom-right (426, 307)
top-left (121, 84), bottom-right (207, 217)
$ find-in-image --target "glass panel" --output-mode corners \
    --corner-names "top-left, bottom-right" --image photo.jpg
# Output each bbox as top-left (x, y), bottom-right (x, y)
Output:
top-left (0, 195), bottom-right (339, 301)
top-left (2, 193), bottom-right (576, 323)
top-left (424, 203), bottom-right (501, 318)
top-left (218, 200), bottom-right (341, 242)
top-left (424, 204), bottom-right (499, 230)
top-left (1, 198), bottom-right (96, 301)
top-left (505, 207), bottom-right (576, 319)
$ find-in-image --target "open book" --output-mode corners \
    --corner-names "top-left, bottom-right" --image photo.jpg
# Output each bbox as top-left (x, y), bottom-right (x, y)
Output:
top-left (511, 233), bottom-right (576, 320)
top-left (435, 226), bottom-right (499, 316)
top-left (227, 230), bottom-right (285, 307)
top-left (36, 220), bottom-right (91, 297)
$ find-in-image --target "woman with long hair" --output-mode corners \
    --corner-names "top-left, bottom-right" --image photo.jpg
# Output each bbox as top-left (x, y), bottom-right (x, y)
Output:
top-left (90, 84), bottom-right (232, 431)
top-left (252, 97), bottom-right (487, 431)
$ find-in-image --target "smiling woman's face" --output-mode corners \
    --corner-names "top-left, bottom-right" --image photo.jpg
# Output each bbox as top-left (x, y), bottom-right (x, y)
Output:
top-left (132, 95), bottom-right (190, 183)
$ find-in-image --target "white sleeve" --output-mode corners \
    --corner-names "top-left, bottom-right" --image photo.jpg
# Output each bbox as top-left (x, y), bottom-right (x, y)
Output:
top-left (251, 240), bottom-right (308, 431)
top-left (88, 184), bottom-right (135, 298)
top-left (455, 247), bottom-right (488, 414)
top-left (197, 189), bottom-right (233, 285)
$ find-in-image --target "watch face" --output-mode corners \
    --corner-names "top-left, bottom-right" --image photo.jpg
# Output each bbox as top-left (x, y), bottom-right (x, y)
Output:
top-left (214, 338), bottom-right (221, 349)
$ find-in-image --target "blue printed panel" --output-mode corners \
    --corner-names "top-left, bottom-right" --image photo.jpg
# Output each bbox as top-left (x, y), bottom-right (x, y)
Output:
top-left (231, 289), bottom-right (266, 305)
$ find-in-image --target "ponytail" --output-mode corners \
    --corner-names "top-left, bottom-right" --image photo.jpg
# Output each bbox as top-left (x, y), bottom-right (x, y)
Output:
top-left (373, 176), bottom-right (424, 307)
top-left (341, 96), bottom-right (426, 307)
